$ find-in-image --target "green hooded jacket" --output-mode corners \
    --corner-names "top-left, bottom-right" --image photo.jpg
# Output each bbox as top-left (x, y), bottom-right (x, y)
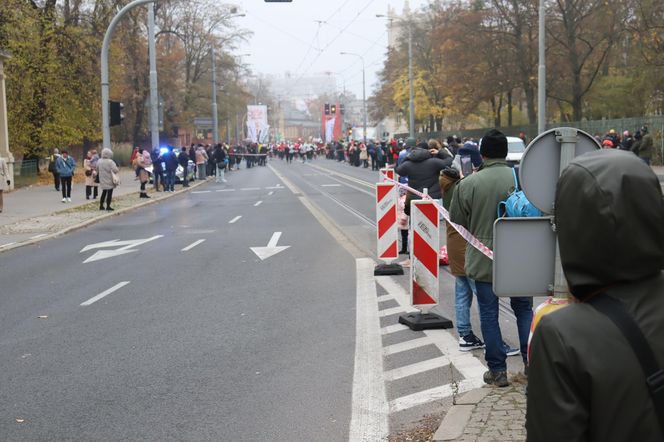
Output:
top-left (527, 150), bottom-right (664, 442)
top-left (449, 159), bottom-right (514, 282)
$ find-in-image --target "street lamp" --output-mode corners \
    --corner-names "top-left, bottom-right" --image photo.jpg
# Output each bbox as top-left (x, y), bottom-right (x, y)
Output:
top-left (376, 13), bottom-right (414, 139)
top-left (212, 13), bottom-right (245, 144)
top-left (340, 51), bottom-right (367, 143)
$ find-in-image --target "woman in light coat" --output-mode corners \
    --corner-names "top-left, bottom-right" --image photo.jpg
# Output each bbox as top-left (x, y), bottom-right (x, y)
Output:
top-left (96, 148), bottom-right (119, 211)
top-left (0, 156), bottom-right (10, 213)
top-left (84, 150), bottom-right (99, 200)
top-left (136, 148), bottom-right (152, 198)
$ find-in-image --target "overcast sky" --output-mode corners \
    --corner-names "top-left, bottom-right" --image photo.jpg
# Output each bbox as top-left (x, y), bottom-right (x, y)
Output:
top-left (236, 0), bottom-right (429, 99)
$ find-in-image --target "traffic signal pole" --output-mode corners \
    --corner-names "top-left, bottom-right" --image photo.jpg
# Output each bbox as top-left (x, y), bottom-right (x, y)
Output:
top-left (101, 0), bottom-right (156, 151)
top-left (148, 2), bottom-right (160, 150)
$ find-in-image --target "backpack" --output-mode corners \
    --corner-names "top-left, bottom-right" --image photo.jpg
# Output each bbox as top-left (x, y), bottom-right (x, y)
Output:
top-left (497, 168), bottom-right (542, 218)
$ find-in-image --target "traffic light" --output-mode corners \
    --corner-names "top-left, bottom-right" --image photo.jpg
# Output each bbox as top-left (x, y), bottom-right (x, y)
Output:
top-left (330, 104), bottom-right (336, 114)
top-left (324, 103), bottom-right (330, 115)
top-left (109, 101), bottom-right (124, 127)
top-left (340, 104), bottom-right (345, 115)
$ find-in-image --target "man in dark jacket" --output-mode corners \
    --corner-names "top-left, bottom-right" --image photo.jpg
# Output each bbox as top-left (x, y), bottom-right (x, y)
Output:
top-left (527, 149), bottom-right (664, 442)
top-left (178, 147), bottom-right (190, 187)
top-left (450, 129), bottom-right (533, 387)
top-left (151, 148), bottom-right (164, 191)
top-left (396, 143), bottom-right (452, 200)
top-left (161, 146), bottom-right (179, 192)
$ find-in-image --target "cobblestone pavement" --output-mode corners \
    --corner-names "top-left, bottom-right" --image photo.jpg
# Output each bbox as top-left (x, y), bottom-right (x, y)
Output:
top-left (458, 383), bottom-right (527, 442)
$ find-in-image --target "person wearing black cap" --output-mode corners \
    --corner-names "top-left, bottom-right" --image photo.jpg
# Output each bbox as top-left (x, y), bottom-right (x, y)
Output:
top-left (450, 129), bottom-right (533, 387)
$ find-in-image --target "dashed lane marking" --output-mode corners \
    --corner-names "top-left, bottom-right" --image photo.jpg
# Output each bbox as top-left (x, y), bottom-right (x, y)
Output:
top-left (30, 234), bottom-right (47, 239)
top-left (81, 281), bottom-right (130, 306)
top-left (321, 184), bottom-right (342, 187)
top-left (254, 201), bottom-right (263, 207)
top-left (228, 216), bottom-right (242, 224)
top-left (241, 187), bottom-right (261, 191)
top-left (216, 189), bottom-right (236, 192)
top-left (268, 191), bottom-right (274, 196)
top-left (192, 190), bottom-right (211, 194)
top-left (181, 239), bottom-right (205, 252)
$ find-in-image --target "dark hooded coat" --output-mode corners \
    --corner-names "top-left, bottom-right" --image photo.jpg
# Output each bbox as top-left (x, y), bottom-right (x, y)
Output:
top-left (395, 147), bottom-right (452, 199)
top-left (527, 149), bottom-right (664, 442)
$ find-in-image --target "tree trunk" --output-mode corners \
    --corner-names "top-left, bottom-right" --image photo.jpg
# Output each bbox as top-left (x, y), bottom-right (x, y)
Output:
top-left (507, 90), bottom-right (513, 127)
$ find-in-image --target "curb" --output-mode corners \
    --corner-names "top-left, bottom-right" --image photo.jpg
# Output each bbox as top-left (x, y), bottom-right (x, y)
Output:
top-left (432, 388), bottom-right (491, 441)
top-left (0, 178), bottom-right (211, 254)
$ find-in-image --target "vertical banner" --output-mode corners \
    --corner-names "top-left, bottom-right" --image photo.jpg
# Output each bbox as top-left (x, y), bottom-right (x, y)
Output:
top-left (376, 183), bottom-right (398, 261)
top-left (247, 105), bottom-right (268, 143)
top-left (410, 199), bottom-right (439, 309)
top-left (325, 116), bottom-right (336, 144)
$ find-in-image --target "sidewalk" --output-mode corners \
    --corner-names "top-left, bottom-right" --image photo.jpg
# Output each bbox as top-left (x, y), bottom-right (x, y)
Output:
top-left (433, 378), bottom-right (527, 442)
top-left (0, 168), bottom-right (207, 249)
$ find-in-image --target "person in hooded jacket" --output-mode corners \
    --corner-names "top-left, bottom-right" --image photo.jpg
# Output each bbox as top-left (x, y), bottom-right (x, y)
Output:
top-left (396, 142), bottom-right (452, 202)
top-left (96, 148), bottom-right (119, 211)
top-left (527, 149), bottom-right (664, 442)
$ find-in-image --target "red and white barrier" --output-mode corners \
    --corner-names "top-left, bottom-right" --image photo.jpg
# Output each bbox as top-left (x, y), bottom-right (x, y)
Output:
top-left (380, 168), bottom-right (396, 183)
top-left (410, 199), bottom-right (440, 309)
top-left (376, 183), bottom-right (399, 261)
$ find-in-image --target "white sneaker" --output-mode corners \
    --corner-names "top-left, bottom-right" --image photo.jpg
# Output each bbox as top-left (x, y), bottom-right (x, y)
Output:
top-left (62, 198), bottom-right (66, 203)
top-left (67, 198), bottom-right (71, 202)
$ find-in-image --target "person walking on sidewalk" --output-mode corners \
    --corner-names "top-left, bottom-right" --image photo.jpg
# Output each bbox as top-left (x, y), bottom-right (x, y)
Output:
top-left (527, 150), bottom-right (664, 442)
top-left (84, 150), bottom-right (99, 200)
top-left (0, 156), bottom-right (10, 213)
top-left (450, 129), bottom-right (533, 387)
top-left (178, 147), bottom-right (190, 187)
top-left (56, 150), bottom-right (76, 203)
top-left (96, 148), bottom-right (119, 211)
top-left (440, 167), bottom-right (484, 352)
top-left (195, 145), bottom-right (208, 180)
top-left (48, 148), bottom-right (61, 191)
top-left (213, 144), bottom-right (227, 183)
top-left (136, 148), bottom-right (151, 198)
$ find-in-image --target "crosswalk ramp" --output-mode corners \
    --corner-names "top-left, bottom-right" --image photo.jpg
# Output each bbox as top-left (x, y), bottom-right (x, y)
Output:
top-left (348, 258), bottom-right (487, 442)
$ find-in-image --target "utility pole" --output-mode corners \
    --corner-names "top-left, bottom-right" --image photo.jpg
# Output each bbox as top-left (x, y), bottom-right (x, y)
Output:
top-left (148, 2), bottom-right (160, 150)
top-left (101, 0), bottom-right (156, 151)
top-left (211, 47), bottom-right (219, 144)
top-left (538, 0), bottom-right (546, 134)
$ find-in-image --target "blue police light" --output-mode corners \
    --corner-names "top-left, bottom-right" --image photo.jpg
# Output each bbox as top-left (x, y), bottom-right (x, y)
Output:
top-left (159, 147), bottom-right (169, 155)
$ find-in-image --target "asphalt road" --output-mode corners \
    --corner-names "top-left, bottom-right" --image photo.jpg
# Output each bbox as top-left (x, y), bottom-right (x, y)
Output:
top-left (0, 157), bottom-right (531, 441)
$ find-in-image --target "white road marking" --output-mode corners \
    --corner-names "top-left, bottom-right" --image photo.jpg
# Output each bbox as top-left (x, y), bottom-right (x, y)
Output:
top-left (254, 200), bottom-right (263, 207)
top-left (229, 216), bottom-right (242, 224)
top-left (192, 190), bottom-right (211, 194)
top-left (250, 232), bottom-right (290, 260)
top-left (378, 306), bottom-right (413, 318)
top-left (265, 185), bottom-right (284, 190)
top-left (376, 294), bottom-right (394, 303)
top-left (348, 258), bottom-right (389, 442)
top-left (389, 379), bottom-right (478, 413)
top-left (83, 235), bottom-right (164, 264)
top-left (240, 187), bottom-right (260, 191)
top-left (267, 191), bottom-right (274, 196)
top-left (30, 234), bottom-right (47, 239)
top-left (216, 189), bottom-right (235, 192)
top-left (81, 281), bottom-right (130, 306)
top-left (384, 356), bottom-right (451, 382)
top-left (181, 239), bottom-right (205, 252)
top-left (383, 336), bottom-right (433, 356)
top-left (321, 184), bottom-right (342, 187)
top-left (0, 242), bottom-right (16, 248)
top-left (380, 323), bottom-right (410, 335)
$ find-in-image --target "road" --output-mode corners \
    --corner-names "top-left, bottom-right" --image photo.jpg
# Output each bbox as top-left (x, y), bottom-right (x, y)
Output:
top-left (0, 157), bottom-right (528, 441)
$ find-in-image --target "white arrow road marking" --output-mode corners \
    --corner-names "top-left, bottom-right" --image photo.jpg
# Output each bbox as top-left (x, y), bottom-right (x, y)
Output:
top-left (81, 281), bottom-right (130, 306)
top-left (80, 239), bottom-right (139, 253)
top-left (83, 235), bottom-right (163, 263)
top-left (181, 239), bottom-right (205, 252)
top-left (250, 232), bottom-right (290, 261)
top-left (229, 216), bottom-right (242, 224)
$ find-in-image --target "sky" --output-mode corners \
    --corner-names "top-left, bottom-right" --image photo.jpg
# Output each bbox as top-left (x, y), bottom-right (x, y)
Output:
top-left (235, 0), bottom-right (430, 99)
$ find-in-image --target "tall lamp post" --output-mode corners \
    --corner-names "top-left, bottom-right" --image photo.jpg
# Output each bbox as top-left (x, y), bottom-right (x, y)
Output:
top-left (537, 0), bottom-right (546, 134)
top-left (377, 13), bottom-right (414, 138)
top-left (339, 52), bottom-right (366, 143)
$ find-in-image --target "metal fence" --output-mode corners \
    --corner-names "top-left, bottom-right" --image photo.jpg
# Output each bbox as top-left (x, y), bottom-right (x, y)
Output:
top-left (395, 116), bottom-right (664, 164)
top-left (12, 159), bottom-right (39, 188)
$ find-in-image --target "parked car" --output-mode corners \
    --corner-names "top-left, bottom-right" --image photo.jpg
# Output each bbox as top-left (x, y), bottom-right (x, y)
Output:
top-left (145, 148), bottom-right (196, 184)
top-left (506, 136), bottom-right (526, 167)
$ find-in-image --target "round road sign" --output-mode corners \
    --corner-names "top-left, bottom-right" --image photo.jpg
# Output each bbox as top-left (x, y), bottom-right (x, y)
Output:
top-left (519, 128), bottom-right (600, 214)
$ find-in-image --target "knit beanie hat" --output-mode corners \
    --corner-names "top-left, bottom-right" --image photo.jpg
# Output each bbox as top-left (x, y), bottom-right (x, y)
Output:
top-left (480, 129), bottom-right (508, 159)
top-left (406, 137), bottom-right (417, 148)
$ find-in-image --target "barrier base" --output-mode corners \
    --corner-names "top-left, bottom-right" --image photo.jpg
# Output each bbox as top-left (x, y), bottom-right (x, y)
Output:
top-left (398, 312), bottom-right (453, 331)
top-left (374, 263), bottom-right (404, 276)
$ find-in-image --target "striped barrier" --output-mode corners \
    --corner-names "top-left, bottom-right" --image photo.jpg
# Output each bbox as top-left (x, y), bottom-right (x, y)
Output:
top-left (374, 183), bottom-right (404, 276)
top-left (380, 168), bottom-right (397, 183)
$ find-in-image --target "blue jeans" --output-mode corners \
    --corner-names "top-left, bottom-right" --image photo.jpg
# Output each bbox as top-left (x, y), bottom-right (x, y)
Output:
top-left (455, 276), bottom-right (475, 337)
top-left (473, 281), bottom-right (533, 372)
top-left (165, 170), bottom-right (176, 191)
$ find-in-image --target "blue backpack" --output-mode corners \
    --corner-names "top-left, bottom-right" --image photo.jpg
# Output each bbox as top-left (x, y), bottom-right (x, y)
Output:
top-left (497, 168), bottom-right (542, 218)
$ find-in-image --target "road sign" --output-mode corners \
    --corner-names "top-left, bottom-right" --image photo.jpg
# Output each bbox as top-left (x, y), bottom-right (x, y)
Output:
top-left (519, 128), bottom-right (600, 214)
top-left (492, 217), bottom-right (556, 297)
top-left (81, 235), bottom-right (163, 263)
top-left (250, 232), bottom-right (290, 260)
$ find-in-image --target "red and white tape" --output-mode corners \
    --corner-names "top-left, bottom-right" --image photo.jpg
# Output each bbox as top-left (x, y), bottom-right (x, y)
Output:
top-left (375, 183), bottom-right (399, 261)
top-left (380, 170), bottom-right (494, 261)
top-left (410, 199), bottom-right (440, 308)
